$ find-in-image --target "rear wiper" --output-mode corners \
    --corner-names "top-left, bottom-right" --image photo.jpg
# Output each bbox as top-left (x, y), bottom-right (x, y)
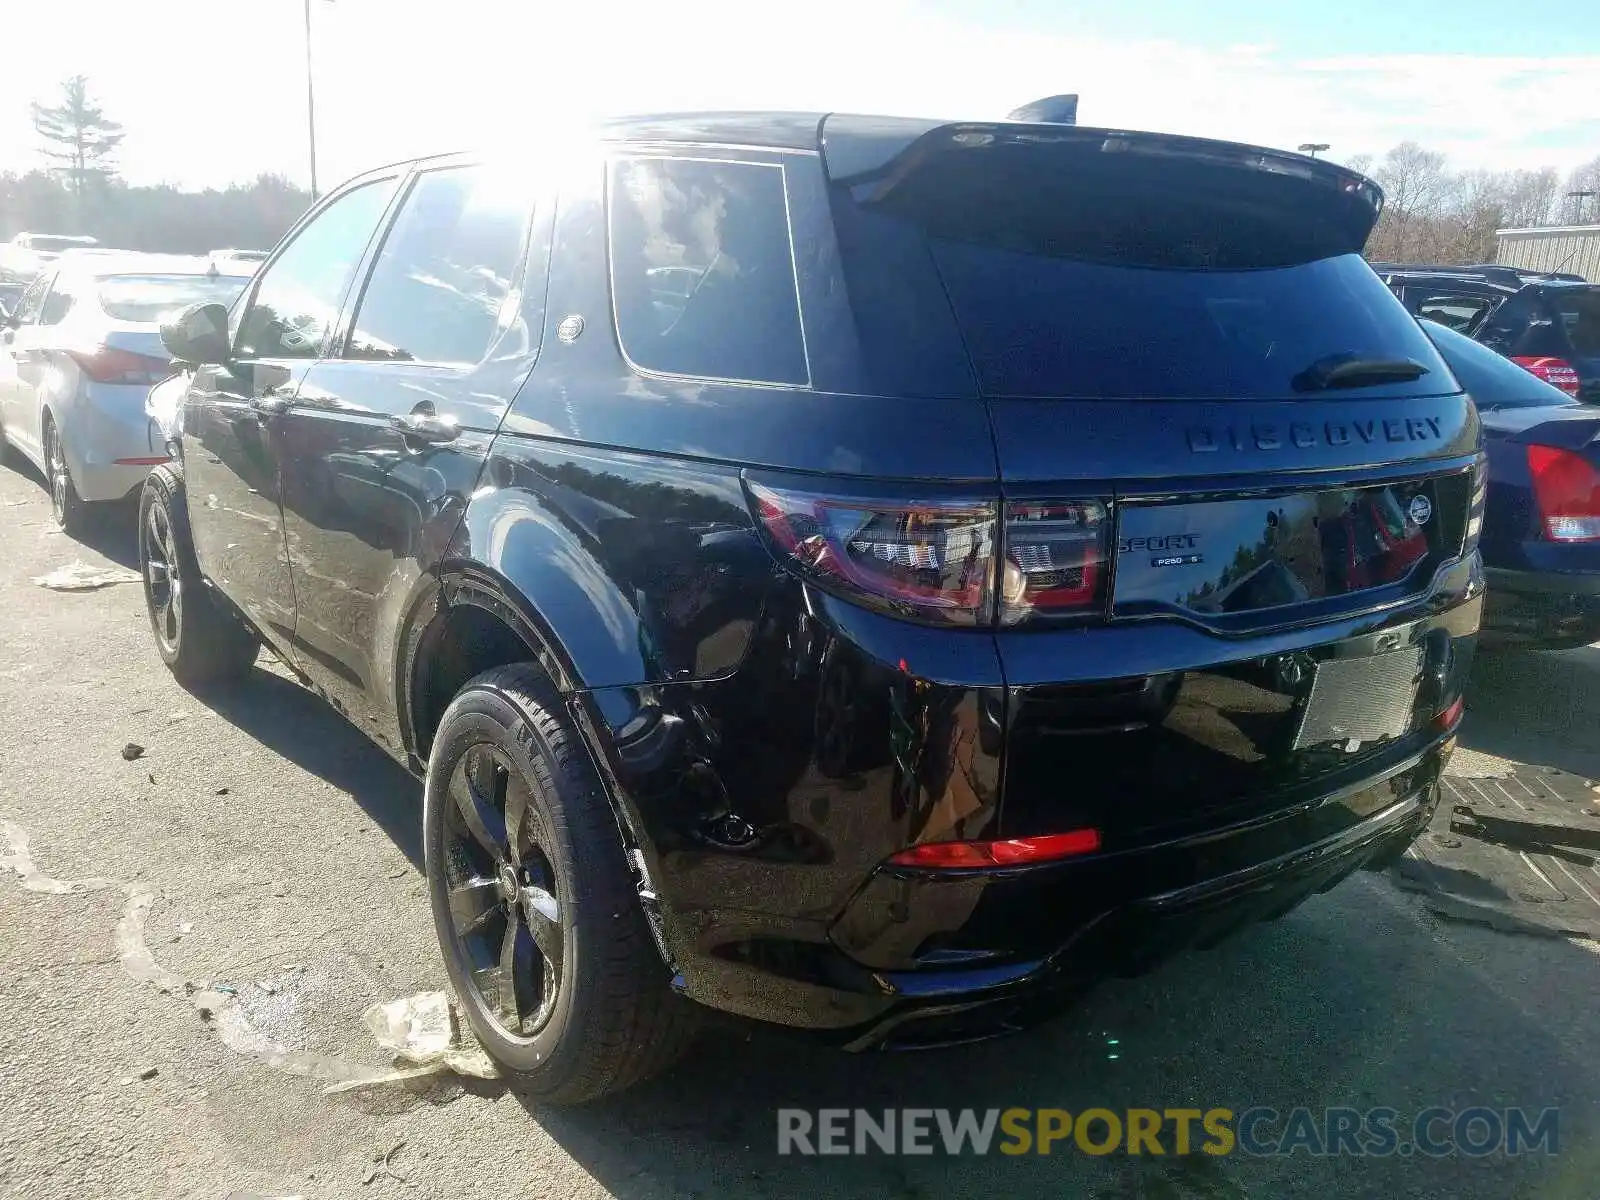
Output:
top-left (1291, 354), bottom-right (1430, 392)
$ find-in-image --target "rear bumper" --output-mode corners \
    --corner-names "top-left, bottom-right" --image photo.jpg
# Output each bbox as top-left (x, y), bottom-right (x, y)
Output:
top-left (61, 384), bottom-right (169, 503)
top-left (581, 556), bottom-right (1480, 1037)
top-left (1482, 566), bottom-right (1600, 649)
top-left (675, 742), bottom-right (1448, 1047)
top-left (845, 773), bottom-right (1441, 1050)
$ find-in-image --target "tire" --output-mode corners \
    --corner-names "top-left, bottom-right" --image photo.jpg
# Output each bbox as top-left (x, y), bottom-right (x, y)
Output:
top-left (423, 664), bottom-right (696, 1104)
top-left (42, 414), bottom-right (87, 535)
top-left (138, 465), bottom-right (260, 685)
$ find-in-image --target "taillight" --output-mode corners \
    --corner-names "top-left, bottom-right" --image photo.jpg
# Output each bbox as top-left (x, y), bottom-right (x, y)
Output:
top-left (1000, 500), bottom-right (1109, 623)
top-left (1511, 356), bottom-right (1581, 396)
top-left (65, 346), bottom-right (170, 386)
top-left (886, 828), bottom-right (1102, 869)
top-left (1434, 695), bottom-right (1465, 730)
top-left (1527, 443), bottom-right (1600, 542)
top-left (1465, 454), bottom-right (1487, 551)
top-left (748, 479), bottom-right (998, 625)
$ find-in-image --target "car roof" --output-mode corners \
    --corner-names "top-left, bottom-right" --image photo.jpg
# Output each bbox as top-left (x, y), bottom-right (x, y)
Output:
top-left (360, 110), bottom-right (1378, 193)
top-left (57, 251), bottom-right (255, 279)
top-left (1381, 270), bottom-right (1518, 295)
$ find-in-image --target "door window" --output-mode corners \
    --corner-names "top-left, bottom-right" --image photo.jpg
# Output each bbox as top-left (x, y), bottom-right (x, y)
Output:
top-left (11, 273), bottom-right (53, 325)
top-left (1412, 292), bottom-right (1497, 334)
top-left (345, 165), bottom-right (534, 365)
top-left (608, 156), bottom-right (808, 386)
top-left (235, 177), bottom-right (398, 360)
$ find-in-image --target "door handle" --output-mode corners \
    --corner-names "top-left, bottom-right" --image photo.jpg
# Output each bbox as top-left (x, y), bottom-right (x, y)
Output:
top-left (251, 393), bottom-right (292, 417)
top-left (390, 411), bottom-right (459, 445)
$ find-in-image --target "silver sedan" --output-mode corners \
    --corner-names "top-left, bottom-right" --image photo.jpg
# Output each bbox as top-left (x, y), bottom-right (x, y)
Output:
top-left (0, 253), bottom-right (253, 532)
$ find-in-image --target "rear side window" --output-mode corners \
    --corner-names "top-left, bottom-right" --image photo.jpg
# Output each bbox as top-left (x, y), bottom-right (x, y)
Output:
top-left (608, 157), bottom-right (808, 386)
top-left (346, 165), bottom-right (534, 365)
top-left (929, 245), bottom-right (1448, 400)
top-left (1548, 289), bottom-right (1600, 357)
top-left (1409, 291), bottom-right (1497, 334)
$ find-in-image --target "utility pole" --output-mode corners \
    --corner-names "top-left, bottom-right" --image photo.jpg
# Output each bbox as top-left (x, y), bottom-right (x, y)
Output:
top-left (1297, 142), bottom-right (1330, 160)
top-left (304, 0), bottom-right (319, 199)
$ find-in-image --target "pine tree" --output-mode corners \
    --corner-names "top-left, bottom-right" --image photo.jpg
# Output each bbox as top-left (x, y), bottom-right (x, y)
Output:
top-left (30, 76), bottom-right (124, 203)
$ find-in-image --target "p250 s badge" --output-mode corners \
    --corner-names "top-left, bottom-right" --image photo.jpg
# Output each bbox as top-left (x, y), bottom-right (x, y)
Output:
top-left (1120, 533), bottom-right (1203, 568)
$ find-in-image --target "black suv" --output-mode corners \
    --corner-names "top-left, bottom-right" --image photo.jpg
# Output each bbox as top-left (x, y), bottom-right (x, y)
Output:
top-left (139, 114), bottom-right (1483, 1102)
top-left (1375, 265), bottom-right (1600, 403)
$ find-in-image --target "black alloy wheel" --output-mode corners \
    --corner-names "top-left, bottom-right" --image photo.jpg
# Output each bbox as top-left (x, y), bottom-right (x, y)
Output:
top-left (423, 664), bottom-right (696, 1103)
top-left (441, 744), bottom-right (564, 1039)
top-left (142, 495), bottom-right (183, 657)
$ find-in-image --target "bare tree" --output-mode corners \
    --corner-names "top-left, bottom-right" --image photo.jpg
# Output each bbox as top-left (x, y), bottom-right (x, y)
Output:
top-left (1369, 142), bottom-right (1452, 260)
top-left (30, 76), bottom-right (124, 204)
top-left (1561, 155), bottom-right (1600, 223)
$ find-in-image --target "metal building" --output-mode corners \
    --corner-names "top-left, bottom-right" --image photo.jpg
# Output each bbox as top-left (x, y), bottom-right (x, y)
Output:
top-left (1495, 224), bottom-right (1600, 280)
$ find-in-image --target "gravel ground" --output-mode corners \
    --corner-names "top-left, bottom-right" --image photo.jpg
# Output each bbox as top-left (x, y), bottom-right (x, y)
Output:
top-left (1, 455), bottom-right (1598, 1199)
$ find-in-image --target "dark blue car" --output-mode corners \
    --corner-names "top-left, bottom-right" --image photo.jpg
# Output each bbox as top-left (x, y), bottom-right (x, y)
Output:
top-left (1423, 319), bottom-right (1600, 650)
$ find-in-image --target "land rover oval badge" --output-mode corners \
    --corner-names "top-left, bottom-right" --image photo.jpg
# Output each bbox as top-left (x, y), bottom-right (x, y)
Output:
top-left (557, 314), bottom-right (585, 343)
top-left (1408, 494), bottom-right (1433, 526)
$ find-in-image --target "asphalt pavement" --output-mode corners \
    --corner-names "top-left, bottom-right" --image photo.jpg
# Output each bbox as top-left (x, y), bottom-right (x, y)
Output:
top-left (1, 454), bottom-right (1598, 1199)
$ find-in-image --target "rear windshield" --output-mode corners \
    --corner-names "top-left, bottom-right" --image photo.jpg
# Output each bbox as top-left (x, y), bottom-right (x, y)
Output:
top-left (1547, 289), bottom-right (1600, 357)
top-left (827, 132), bottom-right (1449, 401)
top-left (1419, 318), bottom-right (1575, 409)
top-left (28, 236), bottom-right (93, 253)
top-left (930, 246), bottom-right (1448, 400)
top-left (95, 273), bottom-right (251, 323)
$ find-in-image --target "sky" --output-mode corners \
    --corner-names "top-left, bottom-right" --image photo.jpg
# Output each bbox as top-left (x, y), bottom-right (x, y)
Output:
top-left (1, 0), bottom-right (1597, 190)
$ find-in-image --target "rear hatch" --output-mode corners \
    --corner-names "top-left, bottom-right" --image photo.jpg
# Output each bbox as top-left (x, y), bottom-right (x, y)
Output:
top-left (822, 119), bottom-right (1480, 845)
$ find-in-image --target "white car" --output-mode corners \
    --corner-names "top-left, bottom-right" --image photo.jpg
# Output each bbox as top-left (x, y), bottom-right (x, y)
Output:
top-left (0, 232), bottom-right (99, 288)
top-left (0, 254), bottom-right (252, 532)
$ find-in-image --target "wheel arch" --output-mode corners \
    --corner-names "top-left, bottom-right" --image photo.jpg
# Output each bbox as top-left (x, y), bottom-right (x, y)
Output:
top-left (398, 561), bottom-right (682, 973)
top-left (398, 562), bottom-right (579, 765)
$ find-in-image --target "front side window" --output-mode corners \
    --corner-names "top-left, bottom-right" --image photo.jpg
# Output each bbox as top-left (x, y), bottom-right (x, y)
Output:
top-left (608, 156), bottom-right (807, 386)
top-left (12, 273), bottom-right (52, 324)
top-left (236, 177), bottom-right (397, 360)
top-left (345, 165), bottom-right (534, 365)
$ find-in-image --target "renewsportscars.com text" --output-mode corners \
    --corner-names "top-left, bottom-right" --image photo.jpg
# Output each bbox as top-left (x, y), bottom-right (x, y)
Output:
top-left (777, 1106), bottom-right (1559, 1158)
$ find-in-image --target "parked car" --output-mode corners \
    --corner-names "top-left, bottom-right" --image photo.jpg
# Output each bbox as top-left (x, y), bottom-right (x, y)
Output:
top-left (137, 115), bottom-right (1483, 1103)
top-left (0, 253), bottom-right (254, 530)
top-left (1421, 318), bottom-right (1600, 649)
top-left (1377, 266), bottom-right (1600, 402)
top-left (0, 232), bottom-right (98, 288)
top-left (209, 248), bottom-right (269, 265)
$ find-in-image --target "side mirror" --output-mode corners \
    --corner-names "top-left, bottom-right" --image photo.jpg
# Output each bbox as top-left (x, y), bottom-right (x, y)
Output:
top-left (161, 301), bottom-right (230, 366)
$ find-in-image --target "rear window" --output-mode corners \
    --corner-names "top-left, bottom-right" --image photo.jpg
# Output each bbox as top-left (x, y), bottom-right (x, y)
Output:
top-left (608, 157), bottom-right (808, 386)
top-left (826, 130), bottom-right (1446, 401)
top-left (1420, 318), bottom-right (1576, 409)
top-left (29, 236), bottom-right (93, 253)
top-left (96, 273), bottom-right (252, 323)
top-left (929, 246), bottom-right (1448, 400)
top-left (1548, 289), bottom-right (1600, 357)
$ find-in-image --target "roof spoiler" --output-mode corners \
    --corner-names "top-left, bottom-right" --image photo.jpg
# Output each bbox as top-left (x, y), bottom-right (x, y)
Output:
top-left (1007, 95), bottom-right (1078, 125)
